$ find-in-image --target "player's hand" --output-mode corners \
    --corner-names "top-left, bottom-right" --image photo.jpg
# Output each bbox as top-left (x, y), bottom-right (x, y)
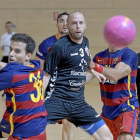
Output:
top-left (91, 69), bottom-right (106, 84)
top-left (88, 54), bottom-right (95, 69)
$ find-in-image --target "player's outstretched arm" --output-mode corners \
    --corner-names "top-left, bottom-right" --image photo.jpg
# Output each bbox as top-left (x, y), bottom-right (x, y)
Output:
top-left (0, 62), bottom-right (7, 71)
top-left (86, 67), bottom-right (94, 83)
top-left (43, 72), bottom-right (51, 93)
top-left (102, 62), bottom-right (131, 81)
top-left (86, 67), bottom-right (106, 84)
top-left (89, 60), bottom-right (131, 81)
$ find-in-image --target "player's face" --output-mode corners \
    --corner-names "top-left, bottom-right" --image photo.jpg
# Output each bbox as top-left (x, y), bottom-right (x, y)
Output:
top-left (5, 23), bottom-right (13, 34)
top-left (57, 15), bottom-right (69, 35)
top-left (9, 41), bottom-right (31, 64)
top-left (67, 13), bottom-right (86, 40)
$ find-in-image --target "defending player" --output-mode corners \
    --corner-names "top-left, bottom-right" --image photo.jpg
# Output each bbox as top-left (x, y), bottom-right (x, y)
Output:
top-left (43, 12), bottom-right (113, 140)
top-left (0, 33), bottom-right (47, 140)
top-left (35, 12), bottom-right (74, 140)
top-left (88, 45), bottom-right (139, 140)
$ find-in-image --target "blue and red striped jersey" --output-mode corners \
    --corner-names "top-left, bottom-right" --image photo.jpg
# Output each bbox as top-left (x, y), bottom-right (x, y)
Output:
top-left (0, 60), bottom-right (47, 137)
top-left (93, 47), bottom-right (139, 120)
top-left (36, 34), bottom-right (58, 60)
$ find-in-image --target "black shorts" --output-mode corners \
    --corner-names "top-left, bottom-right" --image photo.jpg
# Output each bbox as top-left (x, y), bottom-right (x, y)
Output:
top-left (1, 56), bottom-right (8, 63)
top-left (45, 97), bottom-right (102, 127)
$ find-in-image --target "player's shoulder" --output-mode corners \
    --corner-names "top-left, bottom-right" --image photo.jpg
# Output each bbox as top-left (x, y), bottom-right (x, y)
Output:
top-left (95, 49), bottom-right (108, 58)
top-left (82, 36), bottom-right (89, 46)
top-left (0, 62), bottom-right (18, 73)
top-left (2, 33), bottom-right (8, 38)
top-left (42, 35), bottom-right (57, 43)
top-left (57, 35), bottom-right (69, 43)
top-left (53, 35), bottom-right (70, 48)
top-left (83, 36), bottom-right (89, 42)
top-left (122, 47), bottom-right (137, 56)
top-left (4, 61), bottom-right (41, 71)
top-left (5, 63), bottom-right (24, 70)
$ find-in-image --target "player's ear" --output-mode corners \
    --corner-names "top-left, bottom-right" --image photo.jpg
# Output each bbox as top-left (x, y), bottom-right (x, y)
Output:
top-left (26, 53), bottom-right (32, 61)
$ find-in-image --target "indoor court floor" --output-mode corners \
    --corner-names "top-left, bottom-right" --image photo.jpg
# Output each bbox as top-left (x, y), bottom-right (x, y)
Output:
top-left (0, 83), bottom-right (139, 140)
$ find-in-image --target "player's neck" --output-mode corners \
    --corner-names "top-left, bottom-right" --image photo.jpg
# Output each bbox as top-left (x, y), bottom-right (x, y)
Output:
top-left (69, 34), bottom-right (83, 44)
top-left (7, 31), bottom-right (13, 34)
top-left (109, 46), bottom-right (122, 53)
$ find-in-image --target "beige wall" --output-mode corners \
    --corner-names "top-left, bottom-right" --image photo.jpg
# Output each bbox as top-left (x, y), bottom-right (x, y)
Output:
top-left (0, 0), bottom-right (140, 61)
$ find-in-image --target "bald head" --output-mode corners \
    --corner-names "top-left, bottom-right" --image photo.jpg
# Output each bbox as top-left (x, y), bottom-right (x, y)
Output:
top-left (67, 11), bottom-right (86, 43)
top-left (67, 12), bottom-right (86, 24)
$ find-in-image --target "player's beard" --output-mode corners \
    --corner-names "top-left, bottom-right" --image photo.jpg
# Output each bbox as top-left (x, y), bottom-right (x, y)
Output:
top-left (69, 30), bottom-right (85, 40)
top-left (59, 29), bottom-right (69, 35)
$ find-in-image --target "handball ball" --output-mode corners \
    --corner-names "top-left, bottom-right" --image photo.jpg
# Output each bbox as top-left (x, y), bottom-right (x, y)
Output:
top-left (104, 15), bottom-right (136, 48)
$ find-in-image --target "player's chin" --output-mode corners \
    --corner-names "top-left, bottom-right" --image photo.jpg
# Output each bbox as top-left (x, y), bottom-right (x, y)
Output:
top-left (61, 31), bottom-right (68, 34)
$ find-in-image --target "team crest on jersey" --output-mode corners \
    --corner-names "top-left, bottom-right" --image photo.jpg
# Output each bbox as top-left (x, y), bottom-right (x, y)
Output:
top-left (85, 46), bottom-right (90, 56)
top-left (113, 58), bottom-right (119, 64)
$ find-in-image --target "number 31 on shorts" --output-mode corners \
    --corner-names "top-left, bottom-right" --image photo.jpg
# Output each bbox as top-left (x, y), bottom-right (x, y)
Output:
top-left (29, 71), bottom-right (44, 102)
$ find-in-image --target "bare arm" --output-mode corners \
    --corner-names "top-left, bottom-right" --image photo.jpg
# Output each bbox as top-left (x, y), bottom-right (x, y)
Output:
top-left (86, 67), bottom-right (106, 83)
top-left (89, 60), bottom-right (131, 81)
top-left (86, 67), bottom-right (94, 83)
top-left (43, 72), bottom-right (51, 93)
top-left (35, 56), bottom-right (45, 68)
top-left (102, 62), bottom-right (131, 81)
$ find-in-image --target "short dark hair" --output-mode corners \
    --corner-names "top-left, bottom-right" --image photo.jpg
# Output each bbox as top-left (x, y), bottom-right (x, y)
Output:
top-left (57, 12), bottom-right (69, 23)
top-left (5, 21), bottom-right (13, 26)
top-left (11, 33), bottom-right (35, 54)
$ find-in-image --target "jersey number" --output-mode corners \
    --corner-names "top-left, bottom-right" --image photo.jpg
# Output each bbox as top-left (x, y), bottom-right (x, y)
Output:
top-left (79, 48), bottom-right (84, 57)
top-left (29, 71), bottom-right (44, 102)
